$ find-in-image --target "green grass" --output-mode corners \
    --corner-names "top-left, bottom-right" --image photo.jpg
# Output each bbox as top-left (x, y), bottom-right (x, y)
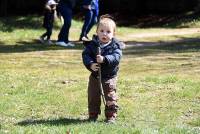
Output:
top-left (0, 15), bottom-right (200, 134)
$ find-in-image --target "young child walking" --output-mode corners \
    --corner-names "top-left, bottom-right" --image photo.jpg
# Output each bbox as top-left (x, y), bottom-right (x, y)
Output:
top-left (82, 15), bottom-right (123, 123)
top-left (39, 0), bottom-right (58, 45)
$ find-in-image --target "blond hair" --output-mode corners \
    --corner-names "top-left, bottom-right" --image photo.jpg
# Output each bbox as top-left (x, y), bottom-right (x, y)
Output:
top-left (97, 14), bottom-right (116, 34)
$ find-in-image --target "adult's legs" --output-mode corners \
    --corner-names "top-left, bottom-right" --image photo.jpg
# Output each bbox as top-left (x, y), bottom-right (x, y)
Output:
top-left (85, 10), bottom-right (97, 36)
top-left (80, 9), bottom-right (93, 40)
top-left (57, 4), bottom-right (72, 43)
top-left (46, 27), bottom-right (53, 40)
top-left (40, 27), bottom-right (49, 43)
top-left (39, 32), bottom-right (47, 43)
top-left (41, 32), bottom-right (47, 39)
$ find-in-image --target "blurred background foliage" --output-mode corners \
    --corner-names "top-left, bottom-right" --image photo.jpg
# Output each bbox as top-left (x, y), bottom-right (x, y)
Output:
top-left (0, 0), bottom-right (200, 26)
top-left (0, 0), bottom-right (198, 16)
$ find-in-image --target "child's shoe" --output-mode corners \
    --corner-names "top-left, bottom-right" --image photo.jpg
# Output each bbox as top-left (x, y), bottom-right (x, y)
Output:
top-left (88, 113), bottom-right (98, 122)
top-left (39, 37), bottom-right (45, 43)
top-left (88, 117), bottom-right (97, 122)
top-left (47, 40), bottom-right (53, 45)
top-left (106, 117), bottom-right (116, 124)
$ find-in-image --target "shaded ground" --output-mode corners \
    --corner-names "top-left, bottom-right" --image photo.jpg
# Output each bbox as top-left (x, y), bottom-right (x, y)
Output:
top-left (116, 12), bottom-right (200, 27)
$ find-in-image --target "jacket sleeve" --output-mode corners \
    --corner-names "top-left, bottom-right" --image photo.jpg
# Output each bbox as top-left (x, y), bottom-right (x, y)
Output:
top-left (82, 45), bottom-right (95, 71)
top-left (104, 47), bottom-right (122, 67)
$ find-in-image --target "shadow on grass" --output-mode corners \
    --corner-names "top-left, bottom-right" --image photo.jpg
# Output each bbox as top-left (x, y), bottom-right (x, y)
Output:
top-left (0, 15), bottom-right (61, 32)
top-left (124, 37), bottom-right (200, 56)
top-left (1, 36), bottom-right (200, 54)
top-left (117, 12), bottom-right (200, 28)
top-left (17, 117), bottom-right (89, 126)
top-left (0, 15), bottom-right (42, 32)
top-left (0, 40), bottom-right (84, 53)
top-left (1, 12), bottom-right (200, 33)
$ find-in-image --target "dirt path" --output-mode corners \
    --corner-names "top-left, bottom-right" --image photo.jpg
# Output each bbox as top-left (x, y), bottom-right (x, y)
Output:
top-left (121, 28), bottom-right (200, 47)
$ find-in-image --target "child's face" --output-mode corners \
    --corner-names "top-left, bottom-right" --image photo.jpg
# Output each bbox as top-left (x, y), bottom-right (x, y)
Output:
top-left (97, 24), bottom-right (114, 44)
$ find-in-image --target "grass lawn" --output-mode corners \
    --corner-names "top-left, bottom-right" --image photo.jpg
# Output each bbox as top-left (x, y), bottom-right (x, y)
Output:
top-left (0, 15), bottom-right (200, 134)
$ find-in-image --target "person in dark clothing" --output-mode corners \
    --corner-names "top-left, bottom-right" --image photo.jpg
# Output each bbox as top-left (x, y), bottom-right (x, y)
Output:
top-left (79, 0), bottom-right (99, 41)
top-left (82, 15), bottom-right (123, 123)
top-left (39, 0), bottom-right (58, 45)
top-left (55, 0), bottom-right (76, 47)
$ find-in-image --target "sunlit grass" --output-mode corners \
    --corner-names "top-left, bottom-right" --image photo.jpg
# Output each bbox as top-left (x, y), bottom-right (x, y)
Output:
top-left (0, 15), bottom-right (200, 134)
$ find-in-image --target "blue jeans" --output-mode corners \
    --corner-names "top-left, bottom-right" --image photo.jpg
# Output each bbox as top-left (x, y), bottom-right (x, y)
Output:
top-left (57, 3), bottom-right (72, 43)
top-left (80, 9), bottom-right (98, 39)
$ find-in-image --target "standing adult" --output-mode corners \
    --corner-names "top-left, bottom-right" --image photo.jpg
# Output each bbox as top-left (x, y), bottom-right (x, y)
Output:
top-left (79, 0), bottom-right (99, 41)
top-left (56, 0), bottom-right (76, 47)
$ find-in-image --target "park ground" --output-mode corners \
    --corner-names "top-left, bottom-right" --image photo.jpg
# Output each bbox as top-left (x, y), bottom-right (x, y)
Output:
top-left (0, 15), bottom-right (200, 134)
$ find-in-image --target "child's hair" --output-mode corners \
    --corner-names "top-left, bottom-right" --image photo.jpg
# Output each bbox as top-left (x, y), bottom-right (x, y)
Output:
top-left (97, 14), bottom-right (116, 34)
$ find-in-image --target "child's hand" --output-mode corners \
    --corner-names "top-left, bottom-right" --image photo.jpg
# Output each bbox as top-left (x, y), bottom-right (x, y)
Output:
top-left (90, 63), bottom-right (99, 71)
top-left (96, 55), bottom-right (104, 63)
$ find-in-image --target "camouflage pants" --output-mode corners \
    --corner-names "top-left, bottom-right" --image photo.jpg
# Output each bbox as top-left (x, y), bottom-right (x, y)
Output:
top-left (88, 75), bottom-right (119, 120)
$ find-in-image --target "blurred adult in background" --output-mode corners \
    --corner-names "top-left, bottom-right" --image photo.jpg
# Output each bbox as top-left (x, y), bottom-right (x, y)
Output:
top-left (79, 0), bottom-right (99, 41)
top-left (56, 0), bottom-right (76, 47)
top-left (39, 0), bottom-right (58, 45)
